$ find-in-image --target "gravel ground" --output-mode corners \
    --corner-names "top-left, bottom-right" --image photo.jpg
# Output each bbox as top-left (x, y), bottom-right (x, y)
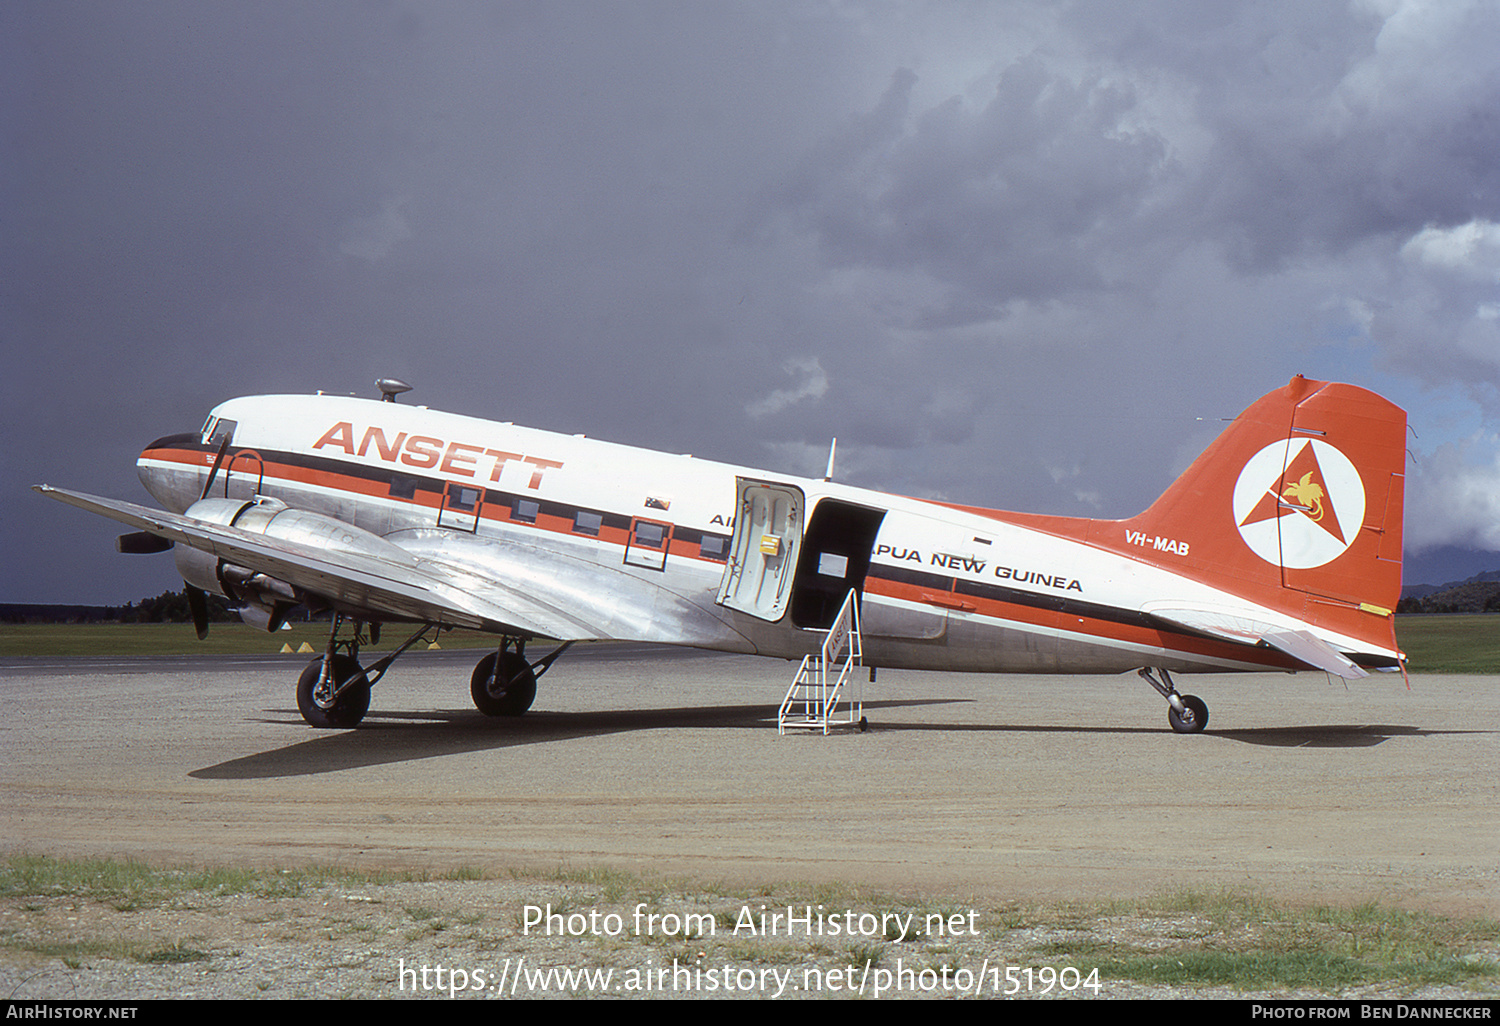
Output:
top-left (4, 649), bottom-right (1497, 1000)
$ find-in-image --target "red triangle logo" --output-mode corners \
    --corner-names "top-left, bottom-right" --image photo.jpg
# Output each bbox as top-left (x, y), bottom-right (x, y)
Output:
top-left (1237, 443), bottom-right (1345, 542)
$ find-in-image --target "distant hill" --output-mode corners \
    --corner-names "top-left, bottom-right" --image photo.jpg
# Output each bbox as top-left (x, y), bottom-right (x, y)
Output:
top-left (1402, 545), bottom-right (1500, 593)
top-left (1398, 570), bottom-right (1500, 614)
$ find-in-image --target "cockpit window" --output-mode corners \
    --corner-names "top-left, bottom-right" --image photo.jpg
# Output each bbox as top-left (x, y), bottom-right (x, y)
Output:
top-left (200, 416), bottom-right (217, 444)
top-left (208, 418), bottom-right (237, 447)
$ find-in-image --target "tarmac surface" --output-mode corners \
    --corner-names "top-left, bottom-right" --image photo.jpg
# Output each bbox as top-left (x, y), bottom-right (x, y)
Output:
top-left (3, 644), bottom-right (1497, 915)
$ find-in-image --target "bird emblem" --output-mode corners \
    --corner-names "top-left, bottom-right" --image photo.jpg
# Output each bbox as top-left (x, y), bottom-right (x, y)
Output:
top-left (1281, 472), bottom-right (1325, 522)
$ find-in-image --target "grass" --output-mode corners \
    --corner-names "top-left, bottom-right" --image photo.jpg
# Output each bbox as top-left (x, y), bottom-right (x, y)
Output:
top-left (4, 855), bottom-right (1496, 996)
top-left (0, 622), bottom-right (502, 658)
top-left (1032, 890), bottom-right (1500, 992)
top-left (16, 937), bottom-right (211, 967)
top-left (0, 853), bottom-right (481, 906)
top-left (1395, 614), bottom-right (1500, 673)
top-left (5, 616), bottom-right (1498, 671)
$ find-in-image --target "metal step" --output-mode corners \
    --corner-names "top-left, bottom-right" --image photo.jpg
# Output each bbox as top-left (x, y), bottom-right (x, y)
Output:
top-left (777, 590), bottom-right (864, 735)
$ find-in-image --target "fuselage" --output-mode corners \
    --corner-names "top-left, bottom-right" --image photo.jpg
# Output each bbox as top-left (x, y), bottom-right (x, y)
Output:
top-left (133, 391), bottom-right (1384, 675)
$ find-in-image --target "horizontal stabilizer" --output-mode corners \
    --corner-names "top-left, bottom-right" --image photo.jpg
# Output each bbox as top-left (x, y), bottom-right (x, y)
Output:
top-left (1144, 603), bottom-right (1368, 679)
top-left (1260, 630), bottom-right (1368, 679)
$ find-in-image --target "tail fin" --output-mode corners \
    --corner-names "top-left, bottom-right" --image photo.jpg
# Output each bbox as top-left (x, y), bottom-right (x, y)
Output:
top-left (1120, 375), bottom-right (1406, 661)
top-left (943, 376), bottom-right (1406, 667)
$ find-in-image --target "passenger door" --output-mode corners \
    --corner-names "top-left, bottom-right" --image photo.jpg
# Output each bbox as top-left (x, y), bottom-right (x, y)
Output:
top-left (715, 479), bottom-right (804, 621)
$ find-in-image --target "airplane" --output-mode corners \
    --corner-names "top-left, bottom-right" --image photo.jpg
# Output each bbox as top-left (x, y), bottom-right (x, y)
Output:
top-left (34, 374), bottom-right (1406, 733)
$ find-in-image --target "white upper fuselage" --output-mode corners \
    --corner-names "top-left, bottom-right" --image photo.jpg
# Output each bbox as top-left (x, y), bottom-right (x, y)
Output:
top-left (133, 392), bottom-right (1368, 674)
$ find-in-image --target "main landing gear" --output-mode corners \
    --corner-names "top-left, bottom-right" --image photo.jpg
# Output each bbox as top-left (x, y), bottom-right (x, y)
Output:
top-left (297, 654), bottom-right (370, 729)
top-left (297, 615), bottom-right (439, 728)
top-left (471, 637), bottom-right (573, 717)
top-left (1138, 667), bottom-right (1209, 734)
top-left (295, 615), bottom-right (573, 728)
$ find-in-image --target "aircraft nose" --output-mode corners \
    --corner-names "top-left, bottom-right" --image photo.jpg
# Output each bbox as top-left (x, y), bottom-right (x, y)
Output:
top-left (137, 432), bottom-right (202, 513)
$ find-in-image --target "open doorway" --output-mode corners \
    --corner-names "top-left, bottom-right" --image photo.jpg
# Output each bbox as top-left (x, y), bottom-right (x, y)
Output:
top-left (789, 499), bottom-right (886, 629)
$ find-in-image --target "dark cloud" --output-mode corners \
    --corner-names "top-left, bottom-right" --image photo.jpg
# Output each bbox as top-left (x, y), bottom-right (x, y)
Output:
top-left (759, 60), bottom-right (1178, 311)
top-left (6, 1), bottom-right (1500, 603)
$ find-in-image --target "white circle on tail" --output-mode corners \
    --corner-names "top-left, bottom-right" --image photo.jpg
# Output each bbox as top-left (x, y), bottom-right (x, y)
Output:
top-left (1232, 438), bottom-right (1366, 569)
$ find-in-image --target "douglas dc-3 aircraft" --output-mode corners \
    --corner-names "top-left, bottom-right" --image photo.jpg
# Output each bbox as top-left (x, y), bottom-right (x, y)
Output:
top-left (36, 374), bottom-right (1406, 732)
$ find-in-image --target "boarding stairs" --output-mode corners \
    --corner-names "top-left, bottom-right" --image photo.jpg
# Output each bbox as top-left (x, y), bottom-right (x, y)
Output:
top-left (778, 589), bottom-right (865, 735)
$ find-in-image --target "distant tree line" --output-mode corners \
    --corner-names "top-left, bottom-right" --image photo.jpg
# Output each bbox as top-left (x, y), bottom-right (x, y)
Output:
top-left (0, 589), bottom-right (233, 625)
top-left (130, 589), bottom-right (234, 624)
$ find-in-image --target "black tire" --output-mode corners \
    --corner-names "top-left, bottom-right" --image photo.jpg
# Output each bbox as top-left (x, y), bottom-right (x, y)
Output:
top-left (471, 652), bottom-right (537, 716)
top-left (297, 655), bottom-right (371, 728)
top-left (1168, 694), bottom-right (1208, 734)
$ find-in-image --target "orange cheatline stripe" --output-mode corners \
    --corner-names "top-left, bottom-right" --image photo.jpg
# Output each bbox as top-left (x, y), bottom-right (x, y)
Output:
top-left (862, 575), bottom-right (1294, 670)
top-left (142, 445), bottom-right (731, 565)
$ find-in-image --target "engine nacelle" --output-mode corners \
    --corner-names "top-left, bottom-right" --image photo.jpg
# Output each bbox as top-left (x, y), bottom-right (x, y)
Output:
top-left (174, 496), bottom-right (417, 620)
top-left (173, 498), bottom-right (255, 600)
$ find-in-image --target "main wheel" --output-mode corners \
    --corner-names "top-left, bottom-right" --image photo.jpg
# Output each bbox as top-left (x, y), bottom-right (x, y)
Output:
top-left (297, 655), bottom-right (371, 728)
top-left (1168, 694), bottom-right (1209, 734)
top-left (471, 651), bottom-right (537, 716)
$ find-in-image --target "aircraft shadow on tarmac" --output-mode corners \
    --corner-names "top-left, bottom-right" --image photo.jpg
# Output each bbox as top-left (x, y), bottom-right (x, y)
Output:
top-left (191, 698), bottom-right (958, 779)
top-left (1204, 724), bottom-right (1488, 748)
top-left (853, 720), bottom-right (1480, 748)
top-left (187, 698), bottom-right (1482, 779)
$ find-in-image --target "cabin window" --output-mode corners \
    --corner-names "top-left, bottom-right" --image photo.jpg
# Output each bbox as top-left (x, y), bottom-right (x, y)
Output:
top-left (698, 535), bottom-right (729, 561)
top-left (817, 552), bottom-right (849, 578)
top-left (449, 485), bottom-right (481, 512)
top-left (513, 498), bottom-right (540, 524)
top-left (389, 474), bottom-right (419, 500)
top-left (634, 521), bottom-right (666, 549)
top-left (573, 510), bottom-right (602, 536)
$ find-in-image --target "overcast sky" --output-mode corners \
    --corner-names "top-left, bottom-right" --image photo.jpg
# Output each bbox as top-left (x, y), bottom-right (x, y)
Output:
top-left (5, 0), bottom-right (1500, 605)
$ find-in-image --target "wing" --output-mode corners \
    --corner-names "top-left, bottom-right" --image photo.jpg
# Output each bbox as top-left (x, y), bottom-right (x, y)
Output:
top-left (34, 485), bottom-right (610, 639)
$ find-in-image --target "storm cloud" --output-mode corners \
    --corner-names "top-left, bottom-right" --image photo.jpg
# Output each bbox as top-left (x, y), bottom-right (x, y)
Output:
top-left (5, 0), bottom-right (1500, 602)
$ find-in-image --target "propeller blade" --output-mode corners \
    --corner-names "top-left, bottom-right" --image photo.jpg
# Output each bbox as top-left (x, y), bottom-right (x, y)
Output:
top-left (185, 584), bottom-right (210, 640)
top-left (200, 435), bottom-right (232, 500)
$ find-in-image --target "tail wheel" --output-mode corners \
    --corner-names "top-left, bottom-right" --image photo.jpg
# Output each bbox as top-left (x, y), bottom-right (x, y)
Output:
top-left (471, 651), bottom-right (537, 716)
top-left (1168, 694), bottom-right (1209, 734)
top-left (297, 655), bottom-right (371, 728)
